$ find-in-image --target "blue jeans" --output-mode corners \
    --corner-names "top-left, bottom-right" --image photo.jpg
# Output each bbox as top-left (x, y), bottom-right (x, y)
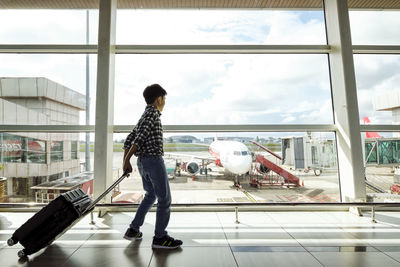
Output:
top-left (130, 155), bottom-right (171, 238)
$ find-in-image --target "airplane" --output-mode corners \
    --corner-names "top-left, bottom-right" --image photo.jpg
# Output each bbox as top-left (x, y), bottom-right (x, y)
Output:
top-left (165, 138), bottom-right (301, 187)
top-left (363, 117), bottom-right (381, 138)
top-left (165, 137), bottom-right (253, 179)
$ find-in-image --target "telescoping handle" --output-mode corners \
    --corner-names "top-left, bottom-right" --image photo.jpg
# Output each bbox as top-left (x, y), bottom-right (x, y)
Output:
top-left (84, 171), bottom-right (130, 213)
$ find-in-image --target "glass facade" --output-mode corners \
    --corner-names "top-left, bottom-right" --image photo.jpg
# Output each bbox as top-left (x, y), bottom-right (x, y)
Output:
top-left (350, 11), bottom-right (400, 45)
top-left (115, 54), bottom-right (332, 125)
top-left (27, 138), bottom-right (46, 164)
top-left (0, 134), bottom-right (24, 163)
top-left (113, 132), bottom-right (340, 203)
top-left (0, 9), bottom-right (98, 44)
top-left (365, 138), bottom-right (400, 165)
top-left (116, 9), bottom-right (326, 45)
top-left (71, 141), bottom-right (78, 160)
top-left (354, 55), bottom-right (400, 125)
top-left (50, 141), bottom-right (63, 162)
top-left (0, 2), bottom-right (399, 205)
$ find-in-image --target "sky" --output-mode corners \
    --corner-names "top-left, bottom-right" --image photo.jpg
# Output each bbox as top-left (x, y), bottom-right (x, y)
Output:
top-left (0, 9), bottom-right (399, 139)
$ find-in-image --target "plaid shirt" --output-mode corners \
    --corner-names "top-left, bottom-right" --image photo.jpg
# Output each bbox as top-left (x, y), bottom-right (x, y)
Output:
top-left (123, 105), bottom-right (164, 156)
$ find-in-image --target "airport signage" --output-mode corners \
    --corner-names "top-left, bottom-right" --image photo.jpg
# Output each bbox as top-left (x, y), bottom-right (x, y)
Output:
top-left (0, 143), bottom-right (22, 152)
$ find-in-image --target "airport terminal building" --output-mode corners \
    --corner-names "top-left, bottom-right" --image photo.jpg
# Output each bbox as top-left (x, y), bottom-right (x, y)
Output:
top-left (0, 77), bottom-right (84, 201)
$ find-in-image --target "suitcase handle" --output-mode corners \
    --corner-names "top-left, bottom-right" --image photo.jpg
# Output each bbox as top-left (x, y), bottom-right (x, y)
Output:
top-left (84, 171), bottom-right (130, 213)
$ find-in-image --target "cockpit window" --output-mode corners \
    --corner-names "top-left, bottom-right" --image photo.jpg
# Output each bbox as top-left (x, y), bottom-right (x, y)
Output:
top-left (234, 151), bottom-right (248, 156)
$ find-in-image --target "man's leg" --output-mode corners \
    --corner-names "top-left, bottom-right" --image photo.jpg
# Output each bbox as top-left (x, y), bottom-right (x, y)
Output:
top-left (140, 156), bottom-right (182, 249)
top-left (140, 156), bottom-right (171, 238)
top-left (129, 157), bottom-right (156, 231)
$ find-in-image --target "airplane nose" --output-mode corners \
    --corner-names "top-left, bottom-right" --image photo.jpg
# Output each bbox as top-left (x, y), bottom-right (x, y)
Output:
top-left (228, 156), bottom-right (252, 174)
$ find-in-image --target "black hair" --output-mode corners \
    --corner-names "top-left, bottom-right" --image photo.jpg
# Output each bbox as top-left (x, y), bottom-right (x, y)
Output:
top-left (143, 84), bottom-right (167, 104)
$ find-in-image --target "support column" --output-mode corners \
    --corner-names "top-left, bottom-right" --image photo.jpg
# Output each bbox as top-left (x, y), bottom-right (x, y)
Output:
top-left (93, 0), bottom-right (117, 201)
top-left (324, 0), bottom-right (366, 201)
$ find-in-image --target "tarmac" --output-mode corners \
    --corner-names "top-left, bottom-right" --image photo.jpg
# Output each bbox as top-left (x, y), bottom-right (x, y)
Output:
top-left (110, 151), bottom-right (399, 204)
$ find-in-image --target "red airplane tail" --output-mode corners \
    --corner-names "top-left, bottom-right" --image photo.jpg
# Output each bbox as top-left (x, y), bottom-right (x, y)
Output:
top-left (363, 117), bottom-right (381, 138)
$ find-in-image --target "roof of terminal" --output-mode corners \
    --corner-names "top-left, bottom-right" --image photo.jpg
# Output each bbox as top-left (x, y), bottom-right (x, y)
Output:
top-left (0, 77), bottom-right (86, 110)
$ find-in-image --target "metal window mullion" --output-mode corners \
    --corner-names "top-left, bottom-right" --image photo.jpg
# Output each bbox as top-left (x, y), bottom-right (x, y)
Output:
top-left (116, 124), bottom-right (337, 132)
top-left (0, 124), bottom-right (337, 133)
top-left (0, 125), bottom-right (95, 132)
top-left (2, 44), bottom-right (400, 55)
top-left (0, 45), bottom-right (97, 54)
top-left (115, 45), bottom-right (331, 54)
top-left (360, 125), bottom-right (400, 132)
top-left (325, 0), bottom-right (366, 202)
top-left (353, 45), bottom-right (400, 54)
top-left (93, 0), bottom-right (117, 202)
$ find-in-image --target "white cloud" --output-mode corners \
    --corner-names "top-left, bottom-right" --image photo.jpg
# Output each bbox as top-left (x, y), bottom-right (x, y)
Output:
top-left (350, 11), bottom-right (400, 45)
top-left (1, 9), bottom-right (400, 132)
top-left (116, 10), bottom-right (325, 44)
top-left (354, 54), bottom-right (400, 124)
top-left (114, 10), bottom-right (332, 125)
top-left (0, 10), bottom-right (98, 44)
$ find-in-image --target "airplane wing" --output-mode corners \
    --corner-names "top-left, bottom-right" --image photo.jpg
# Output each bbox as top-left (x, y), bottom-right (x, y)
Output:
top-left (164, 152), bottom-right (215, 162)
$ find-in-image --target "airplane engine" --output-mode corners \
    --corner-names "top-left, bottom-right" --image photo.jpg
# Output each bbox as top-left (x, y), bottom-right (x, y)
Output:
top-left (186, 161), bottom-right (200, 175)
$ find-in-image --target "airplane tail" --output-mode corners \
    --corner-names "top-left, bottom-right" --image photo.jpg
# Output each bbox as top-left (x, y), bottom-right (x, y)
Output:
top-left (214, 134), bottom-right (218, 141)
top-left (363, 117), bottom-right (381, 138)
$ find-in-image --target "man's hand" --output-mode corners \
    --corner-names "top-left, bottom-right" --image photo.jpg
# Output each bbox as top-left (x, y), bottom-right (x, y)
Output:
top-left (123, 159), bottom-right (133, 174)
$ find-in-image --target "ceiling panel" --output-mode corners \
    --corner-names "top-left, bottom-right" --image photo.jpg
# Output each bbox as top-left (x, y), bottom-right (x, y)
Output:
top-left (0, 0), bottom-right (399, 9)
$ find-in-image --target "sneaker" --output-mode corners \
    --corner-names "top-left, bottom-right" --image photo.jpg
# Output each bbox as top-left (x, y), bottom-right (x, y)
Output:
top-left (152, 235), bottom-right (183, 249)
top-left (123, 228), bottom-right (143, 240)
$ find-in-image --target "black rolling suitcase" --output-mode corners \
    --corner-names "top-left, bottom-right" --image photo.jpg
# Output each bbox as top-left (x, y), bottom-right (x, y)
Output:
top-left (7, 172), bottom-right (129, 258)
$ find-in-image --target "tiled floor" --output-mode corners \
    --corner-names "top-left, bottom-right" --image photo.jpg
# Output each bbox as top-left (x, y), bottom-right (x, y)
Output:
top-left (1, 210), bottom-right (400, 266)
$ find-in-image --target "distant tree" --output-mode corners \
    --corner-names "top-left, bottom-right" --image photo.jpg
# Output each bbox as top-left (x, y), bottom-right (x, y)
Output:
top-left (168, 137), bottom-right (174, 143)
top-left (255, 136), bottom-right (260, 142)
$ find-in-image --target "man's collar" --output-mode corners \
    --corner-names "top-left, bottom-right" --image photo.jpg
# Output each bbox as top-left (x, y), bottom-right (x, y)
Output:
top-left (146, 104), bottom-right (162, 115)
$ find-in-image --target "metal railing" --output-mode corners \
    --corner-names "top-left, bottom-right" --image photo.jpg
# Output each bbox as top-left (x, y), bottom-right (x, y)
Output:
top-left (1, 202), bottom-right (400, 224)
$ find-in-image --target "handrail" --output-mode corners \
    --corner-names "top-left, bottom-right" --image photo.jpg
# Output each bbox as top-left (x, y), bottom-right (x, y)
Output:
top-left (1, 202), bottom-right (399, 223)
top-left (1, 202), bottom-right (400, 208)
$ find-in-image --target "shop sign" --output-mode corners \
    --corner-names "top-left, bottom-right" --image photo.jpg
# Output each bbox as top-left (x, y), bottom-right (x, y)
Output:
top-left (0, 143), bottom-right (22, 152)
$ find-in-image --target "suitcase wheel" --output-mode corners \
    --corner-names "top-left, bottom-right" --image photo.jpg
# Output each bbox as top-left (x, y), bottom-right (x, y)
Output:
top-left (7, 237), bottom-right (17, 246)
top-left (17, 250), bottom-right (26, 258)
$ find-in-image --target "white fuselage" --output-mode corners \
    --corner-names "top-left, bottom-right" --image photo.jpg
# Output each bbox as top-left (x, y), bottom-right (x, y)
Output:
top-left (209, 140), bottom-right (252, 175)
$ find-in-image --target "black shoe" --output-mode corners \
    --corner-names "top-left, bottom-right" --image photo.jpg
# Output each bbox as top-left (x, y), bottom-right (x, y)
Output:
top-left (152, 235), bottom-right (183, 249)
top-left (123, 228), bottom-right (143, 241)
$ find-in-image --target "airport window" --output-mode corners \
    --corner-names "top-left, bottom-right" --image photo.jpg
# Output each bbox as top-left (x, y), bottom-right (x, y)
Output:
top-left (71, 141), bottom-right (78, 160)
top-left (0, 56), bottom-right (97, 117)
top-left (0, 133), bottom-right (25, 163)
top-left (365, 142), bottom-right (378, 164)
top-left (350, 11), bottom-right (400, 45)
top-left (116, 9), bottom-right (326, 45)
top-left (115, 54), bottom-right (332, 125)
top-left (1, 2), bottom-right (399, 205)
top-left (364, 133), bottom-right (400, 202)
top-left (0, 9), bottom-right (98, 44)
top-left (113, 132), bottom-right (340, 203)
top-left (50, 141), bottom-right (63, 162)
top-left (27, 138), bottom-right (46, 164)
top-left (354, 55), bottom-right (400, 125)
top-left (378, 140), bottom-right (400, 164)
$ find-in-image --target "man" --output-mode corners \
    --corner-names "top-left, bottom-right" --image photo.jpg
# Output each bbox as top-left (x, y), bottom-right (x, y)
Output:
top-left (122, 84), bottom-right (183, 249)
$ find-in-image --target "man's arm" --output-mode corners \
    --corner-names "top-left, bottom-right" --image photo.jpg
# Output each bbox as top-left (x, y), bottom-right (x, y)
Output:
top-left (123, 144), bottom-right (137, 174)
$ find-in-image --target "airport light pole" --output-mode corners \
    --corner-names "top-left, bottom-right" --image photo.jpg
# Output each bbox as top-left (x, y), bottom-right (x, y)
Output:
top-left (85, 9), bottom-right (91, 171)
